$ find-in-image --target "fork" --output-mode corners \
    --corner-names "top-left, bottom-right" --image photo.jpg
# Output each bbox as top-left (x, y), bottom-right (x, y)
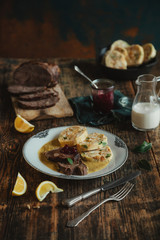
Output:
top-left (67, 182), bottom-right (134, 227)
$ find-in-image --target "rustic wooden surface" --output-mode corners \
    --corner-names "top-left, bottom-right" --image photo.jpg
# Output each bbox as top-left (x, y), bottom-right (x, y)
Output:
top-left (0, 57), bottom-right (160, 240)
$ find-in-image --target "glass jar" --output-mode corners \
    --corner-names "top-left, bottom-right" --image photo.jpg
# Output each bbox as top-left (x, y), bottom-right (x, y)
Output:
top-left (91, 79), bottom-right (114, 114)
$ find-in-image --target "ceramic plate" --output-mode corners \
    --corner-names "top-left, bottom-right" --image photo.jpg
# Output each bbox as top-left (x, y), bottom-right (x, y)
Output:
top-left (22, 126), bottom-right (128, 180)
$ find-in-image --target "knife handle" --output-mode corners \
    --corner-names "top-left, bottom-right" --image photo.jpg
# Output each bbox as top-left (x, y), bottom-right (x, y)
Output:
top-left (62, 188), bottom-right (101, 208)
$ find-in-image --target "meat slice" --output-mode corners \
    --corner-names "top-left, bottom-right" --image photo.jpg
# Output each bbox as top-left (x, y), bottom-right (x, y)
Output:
top-left (73, 162), bottom-right (88, 175)
top-left (44, 145), bottom-right (79, 163)
top-left (57, 162), bottom-right (79, 175)
top-left (45, 149), bottom-right (76, 163)
top-left (38, 62), bottom-right (60, 87)
top-left (44, 145), bottom-right (88, 175)
top-left (17, 94), bottom-right (59, 109)
top-left (57, 161), bottom-right (88, 176)
top-left (8, 85), bottom-right (46, 95)
top-left (13, 61), bottom-right (60, 87)
top-left (18, 89), bottom-right (58, 101)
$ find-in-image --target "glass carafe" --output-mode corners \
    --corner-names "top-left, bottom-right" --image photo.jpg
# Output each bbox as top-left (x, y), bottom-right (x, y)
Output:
top-left (131, 74), bottom-right (160, 131)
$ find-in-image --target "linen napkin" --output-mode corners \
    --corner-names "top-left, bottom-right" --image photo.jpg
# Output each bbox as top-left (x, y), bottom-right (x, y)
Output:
top-left (69, 90), bottom-right (132, 126)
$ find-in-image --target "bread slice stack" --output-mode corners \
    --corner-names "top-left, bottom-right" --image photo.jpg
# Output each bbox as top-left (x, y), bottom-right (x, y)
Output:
top-left (103, 39), bottom-right (157, 69)
top-left (58, 126), bottom-right (88, 147)
top-left (8, 61), bottom-right (60, 109)
top-left (58, 126), bottom-right (113, 164)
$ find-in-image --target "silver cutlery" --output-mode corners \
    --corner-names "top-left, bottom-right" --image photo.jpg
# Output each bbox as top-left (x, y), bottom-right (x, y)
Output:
top-left (67, 182), bottom-right (134, 227)
top-left (62, 171), bottom-right (141, 207)
top-left (74, 65), bottom-right (98, 89)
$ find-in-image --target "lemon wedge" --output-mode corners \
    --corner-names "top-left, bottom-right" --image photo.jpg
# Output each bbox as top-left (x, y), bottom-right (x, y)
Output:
top-left (12, 172), bottom-right (27, 196)
top-left (36, 181), bottom-right (63, 202)
top-left (14, 114), bottom-right (35, 133)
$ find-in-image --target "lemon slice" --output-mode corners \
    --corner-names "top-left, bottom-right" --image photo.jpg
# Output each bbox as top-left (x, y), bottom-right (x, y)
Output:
top-left (14, 114), bottom-right (35, 133)
top-left (36, 181), bottom-right (63, 202)
top-left (12, 172), bottom-right (27, 196)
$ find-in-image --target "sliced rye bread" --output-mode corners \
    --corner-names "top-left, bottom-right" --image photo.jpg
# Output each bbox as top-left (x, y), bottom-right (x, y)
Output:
top-left (18, 88), bottom-right (58, 101)
top-left (13, 61), bottom-right (60, 87)
top-left (17, 94), bottom-right (59, 109)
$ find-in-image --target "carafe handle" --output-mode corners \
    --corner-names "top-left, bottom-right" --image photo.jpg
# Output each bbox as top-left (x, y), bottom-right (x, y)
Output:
top-left (156, 76), bottom-right (160, 98)
top-left (156, 76), bottom-right (160, 82)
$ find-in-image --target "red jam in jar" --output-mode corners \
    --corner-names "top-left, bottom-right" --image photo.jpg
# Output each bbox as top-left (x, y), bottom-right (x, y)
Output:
top-left (91, 79), bottom-right (114, 114)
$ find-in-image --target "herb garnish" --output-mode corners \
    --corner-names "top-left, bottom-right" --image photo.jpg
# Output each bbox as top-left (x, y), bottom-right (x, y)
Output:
top-left (133, 141), bottom-right (152, 171)
top-left (133, 141), bottom-right (152, 153)
top-left (106, 154), bottom-right (111, 158)
top-left (67, 158), bottom-right (73, 165)
top-left (137, 159), bottom-right (152, 171)
top-left (82, 145), bottom-right (88, 149)
top-left (99, 141), bottom-right (107, 146)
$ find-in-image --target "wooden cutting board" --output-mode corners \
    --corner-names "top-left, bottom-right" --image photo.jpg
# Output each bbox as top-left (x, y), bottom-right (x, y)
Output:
top-left (11, 84), bottom-right (74, 121)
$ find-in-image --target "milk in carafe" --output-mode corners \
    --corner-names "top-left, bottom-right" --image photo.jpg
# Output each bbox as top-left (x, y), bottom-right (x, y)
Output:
top-left (132, 102), bottom-right (160, 130)
top-left (131, 74), bottom-right (160, 131)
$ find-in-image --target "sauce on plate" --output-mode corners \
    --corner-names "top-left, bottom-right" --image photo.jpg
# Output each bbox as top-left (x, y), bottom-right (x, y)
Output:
top-left (38, 138), bottom-right (111, 174)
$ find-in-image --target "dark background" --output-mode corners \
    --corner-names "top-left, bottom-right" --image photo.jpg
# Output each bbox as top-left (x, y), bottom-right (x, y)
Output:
top-left (0, 0), bottom-right (160, 59)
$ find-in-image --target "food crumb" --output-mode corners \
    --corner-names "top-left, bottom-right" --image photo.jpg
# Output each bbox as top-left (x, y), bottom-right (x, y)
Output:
top-left (27, 204), bottom-right (31, 210)
top-left (33, 205), bottom-right (40, 209)
top-left (26, 204), bottom-right (40, 209)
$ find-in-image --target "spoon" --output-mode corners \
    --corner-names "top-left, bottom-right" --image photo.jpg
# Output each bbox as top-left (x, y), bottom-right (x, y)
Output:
top-left (74, 65), bottom-right (98, 89)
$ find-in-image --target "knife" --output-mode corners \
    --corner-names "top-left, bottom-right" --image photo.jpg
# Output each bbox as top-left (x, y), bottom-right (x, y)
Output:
top-left (62, 170), bottom-right (141, 207)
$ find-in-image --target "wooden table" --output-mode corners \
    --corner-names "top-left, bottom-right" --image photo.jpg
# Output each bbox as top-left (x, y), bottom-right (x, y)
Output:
top-left (0, 58), bottom-right (160, 240)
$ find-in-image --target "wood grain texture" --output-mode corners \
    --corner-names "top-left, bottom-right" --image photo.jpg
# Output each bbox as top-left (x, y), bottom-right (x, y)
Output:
top-left (0, 57), bottom-right (160, 240)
